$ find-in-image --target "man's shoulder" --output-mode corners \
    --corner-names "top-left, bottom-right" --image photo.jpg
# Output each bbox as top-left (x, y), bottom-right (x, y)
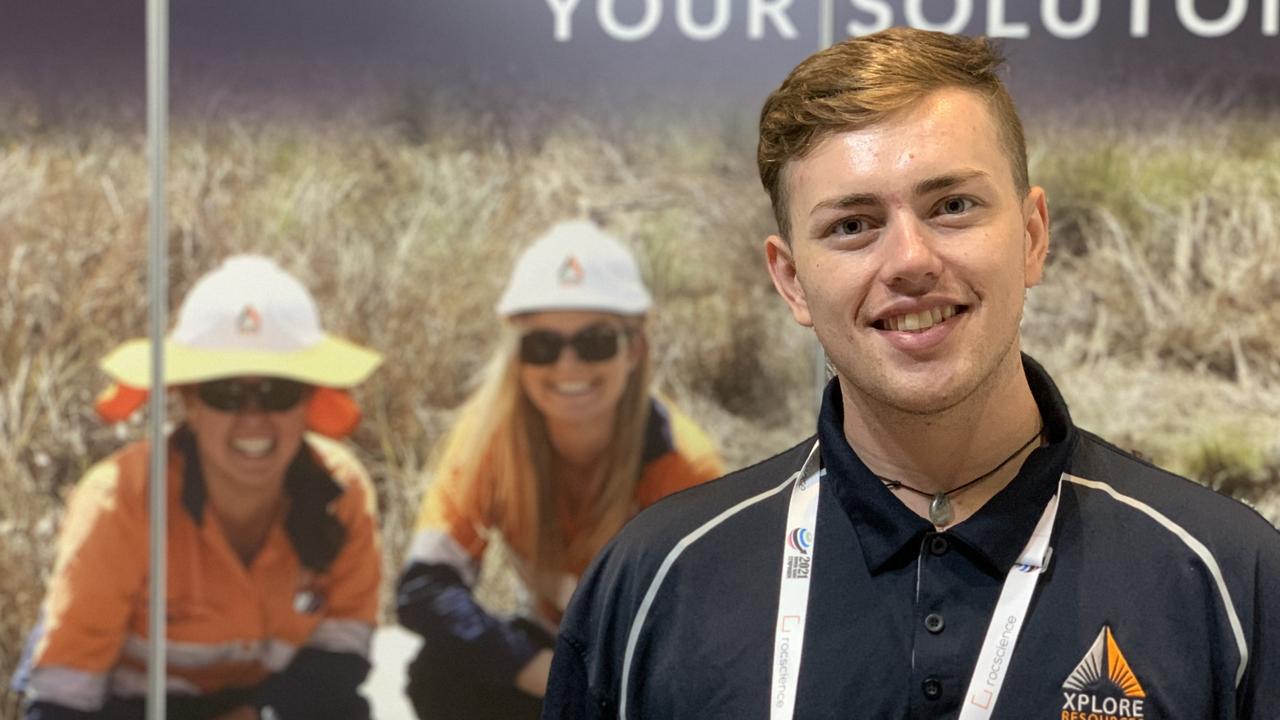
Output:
top-left (575, 437), bottom-right (812, 599)
top-left (558, 437), bottom-right (812, 675)
top-left (1068, 429), bottom-right (1278, 550)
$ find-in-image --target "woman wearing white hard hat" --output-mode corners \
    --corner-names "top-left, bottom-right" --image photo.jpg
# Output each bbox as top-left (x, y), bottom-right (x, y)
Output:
top-left (16, 255), bottom-right (382, 720)
top-left (397, 220), bottom-right (725, 719)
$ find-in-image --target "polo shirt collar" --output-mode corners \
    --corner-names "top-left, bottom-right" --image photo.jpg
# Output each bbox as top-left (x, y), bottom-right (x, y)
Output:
top-left (819, 353), bottom-right (1076, 575)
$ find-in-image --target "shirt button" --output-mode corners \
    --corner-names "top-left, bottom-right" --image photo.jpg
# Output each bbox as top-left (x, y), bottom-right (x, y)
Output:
top-left (924, 613), bottom-right (945, 634)
top-left (922, 676), bottom-right (942, 700)
top-left (929, 535), bottom-right (949, 556)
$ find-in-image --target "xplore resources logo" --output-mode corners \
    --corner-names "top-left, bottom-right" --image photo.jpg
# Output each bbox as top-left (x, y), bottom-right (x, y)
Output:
top-left (1060, 626), bottom-right (1148, 720)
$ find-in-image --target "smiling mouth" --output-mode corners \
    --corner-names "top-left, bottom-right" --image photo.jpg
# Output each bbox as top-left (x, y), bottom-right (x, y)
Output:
top-left (231, 437), bottom-right (274, 459)
top-left (874, 305), bottom-right (968, 333)
top-left (551, 381), bottom-right (595, 397)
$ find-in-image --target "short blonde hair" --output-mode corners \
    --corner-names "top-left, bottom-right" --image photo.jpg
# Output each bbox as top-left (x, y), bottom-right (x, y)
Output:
top-left (758, 27), bottom-right (1029, 239)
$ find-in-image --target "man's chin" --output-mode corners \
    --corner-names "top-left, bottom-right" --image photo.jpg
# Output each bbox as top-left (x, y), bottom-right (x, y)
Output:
top-left (878, 386), bottom-right (971, 417)
top-left (842, 367), bottom-right (978, 418)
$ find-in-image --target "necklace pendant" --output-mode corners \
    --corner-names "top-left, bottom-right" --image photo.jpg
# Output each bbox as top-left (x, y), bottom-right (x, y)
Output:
top-left (929, 492), bottom-right (954, 527)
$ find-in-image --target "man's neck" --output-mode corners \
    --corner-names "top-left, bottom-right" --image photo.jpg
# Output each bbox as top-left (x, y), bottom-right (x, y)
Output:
top-left (839, 351), bottom-right (1043, 526)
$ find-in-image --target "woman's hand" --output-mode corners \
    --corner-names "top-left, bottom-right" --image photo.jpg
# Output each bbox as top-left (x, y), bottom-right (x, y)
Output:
top-left (514, 648), bottom-right (555, 697)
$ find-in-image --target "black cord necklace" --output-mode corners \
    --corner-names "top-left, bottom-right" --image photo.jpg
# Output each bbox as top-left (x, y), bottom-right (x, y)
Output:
top-left (880, 425), bottom-right (1044, 527)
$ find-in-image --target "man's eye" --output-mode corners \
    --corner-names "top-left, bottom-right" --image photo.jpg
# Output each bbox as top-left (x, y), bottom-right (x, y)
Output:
top-left (939, 197), bottom-right (974, 215)
top-left (832, 218), bottom-right (866, 235)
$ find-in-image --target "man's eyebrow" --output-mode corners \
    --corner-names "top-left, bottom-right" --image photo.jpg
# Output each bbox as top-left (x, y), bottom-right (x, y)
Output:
top-left (810, 192), bottom-right (880, 215)
top-left (914, 170), bottom-right (990, 197)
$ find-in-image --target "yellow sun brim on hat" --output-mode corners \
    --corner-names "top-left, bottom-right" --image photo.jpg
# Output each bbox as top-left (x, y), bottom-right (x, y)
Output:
top-left (101, 334), bottom-right (382, 389)
top-left (95, 335), bottom-right (381, 438)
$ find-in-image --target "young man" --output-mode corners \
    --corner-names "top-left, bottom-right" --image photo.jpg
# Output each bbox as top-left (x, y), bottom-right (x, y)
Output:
top-left (541, 28), bottom-right (1280, 719)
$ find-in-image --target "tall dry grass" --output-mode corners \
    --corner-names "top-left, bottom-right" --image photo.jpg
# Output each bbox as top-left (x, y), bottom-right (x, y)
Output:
top-left (1025, 110), bottom-right (1280, 483)
top-left (1, 96), bottom-right (1277, 716)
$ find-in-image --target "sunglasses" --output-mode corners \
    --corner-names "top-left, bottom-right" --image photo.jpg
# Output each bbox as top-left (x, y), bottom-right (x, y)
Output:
top-left (519, 323), bottom-right (626, 365)
top-left (195, 378), bottom-right (308, 413)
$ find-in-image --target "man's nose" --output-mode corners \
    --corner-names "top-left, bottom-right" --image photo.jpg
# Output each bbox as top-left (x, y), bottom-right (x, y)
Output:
top-left (876, 215), bottom-right (943, 294)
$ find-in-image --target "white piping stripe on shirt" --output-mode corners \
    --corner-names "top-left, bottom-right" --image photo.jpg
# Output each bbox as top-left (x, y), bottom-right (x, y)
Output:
top-left (619, 444), bottom-right (814, 720)
top-left (1064, 473), bottom-right (1249, 688)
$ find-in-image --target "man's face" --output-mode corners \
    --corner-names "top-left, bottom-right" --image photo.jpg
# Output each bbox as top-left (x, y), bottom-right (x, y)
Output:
top-left (765, 87), bottom-right (1049, 416)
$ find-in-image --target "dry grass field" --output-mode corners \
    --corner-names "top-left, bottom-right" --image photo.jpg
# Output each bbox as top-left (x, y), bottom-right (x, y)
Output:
top-left (1, 95), bottom-right (1277, 716)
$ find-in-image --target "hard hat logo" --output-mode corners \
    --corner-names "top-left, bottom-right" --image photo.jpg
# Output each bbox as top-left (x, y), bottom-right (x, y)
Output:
top-left (236, 305), bottom-right (263, 335)
top-left (558, 256), bottom-right (585, 286)
top-left (495, 220), bottom-right (651, 317)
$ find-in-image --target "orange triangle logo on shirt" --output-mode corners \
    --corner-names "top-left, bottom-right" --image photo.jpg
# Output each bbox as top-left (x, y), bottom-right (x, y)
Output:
top-left (1060, 625), bottom-right (1149, 718)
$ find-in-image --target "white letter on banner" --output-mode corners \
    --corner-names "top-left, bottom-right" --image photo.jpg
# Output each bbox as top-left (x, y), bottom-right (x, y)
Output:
top-left (1042, 0), bottom-right (1099, 39)
top-left (677, 0), bottom-right (731, 40)
top-left (847, 0), bottom-right (893, 35)
top-left (749, 0), bottom-right (798, 39)
top-left (598, 0), bottom-right (662, 41)
top-left (1176, 0), bottom-right (1247, 37)
top-left (1131, 0), bottom-right (1150, 37)
top-left (904, 0), bottom-right (973, 34)
top-left (987, 0), bottom-right (1028, 38)
top-left (546, 0), bottom-right (583, 41)
top-left (1263, 0), bottom-right (1278, 35)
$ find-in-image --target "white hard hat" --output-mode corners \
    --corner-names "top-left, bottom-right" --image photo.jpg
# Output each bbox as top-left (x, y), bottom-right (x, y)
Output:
top-left (101, 254), bottom-right (381, 388)
top-left (495, 220), bottom-right (653, 317)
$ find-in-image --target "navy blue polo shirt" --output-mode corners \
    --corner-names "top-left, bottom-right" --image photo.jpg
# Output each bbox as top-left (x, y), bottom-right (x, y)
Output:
top-left (544, 356), bottom-right (1280, 719)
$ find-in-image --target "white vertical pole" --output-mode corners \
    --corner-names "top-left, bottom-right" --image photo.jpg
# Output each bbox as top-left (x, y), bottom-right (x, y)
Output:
top-left (146, 0), bottom-right (169, 718)
top-left (819, 0), bottom-right (834, 50)
top-left (814, 0), bottom-right (834, 412)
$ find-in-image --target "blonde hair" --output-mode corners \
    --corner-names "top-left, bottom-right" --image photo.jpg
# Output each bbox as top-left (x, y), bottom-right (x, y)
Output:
top-left (758, 27), bottom-right (1029, 239)
top-left (433, 317), bottom-right (653, 602)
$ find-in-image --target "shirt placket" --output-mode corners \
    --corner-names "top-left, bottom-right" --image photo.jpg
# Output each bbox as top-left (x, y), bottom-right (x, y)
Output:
top-left (908, 530), bottom-right (984, 718)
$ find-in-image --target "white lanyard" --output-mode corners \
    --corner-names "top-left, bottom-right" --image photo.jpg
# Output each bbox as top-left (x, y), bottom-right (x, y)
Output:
top-left (769, 440), bottom-right (1062, 720)
top-left (769, 442), bottom-right (823, 720)
top-left (957, 477), bottom-right (1060, 719)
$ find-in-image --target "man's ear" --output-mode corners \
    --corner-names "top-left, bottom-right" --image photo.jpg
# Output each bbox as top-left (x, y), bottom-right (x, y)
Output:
top-left (765, 235), bottom-right (813, 327)
top-left (1022, 186), bottom-right (1050, 288)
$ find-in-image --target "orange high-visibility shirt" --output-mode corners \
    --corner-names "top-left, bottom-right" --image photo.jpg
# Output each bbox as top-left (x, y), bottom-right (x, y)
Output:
top-left (407, 397), bottom-right (724, 613)
top-left (25, 433), bottom-right (380, 712)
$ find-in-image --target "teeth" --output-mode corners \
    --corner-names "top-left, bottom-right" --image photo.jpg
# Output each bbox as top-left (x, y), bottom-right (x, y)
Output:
top-left (232, 438), bottom-right (273, 458)
top-left (883, 305), bottom-right (960, 333)
top-left (555, 381), bottom-right (592, 396)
